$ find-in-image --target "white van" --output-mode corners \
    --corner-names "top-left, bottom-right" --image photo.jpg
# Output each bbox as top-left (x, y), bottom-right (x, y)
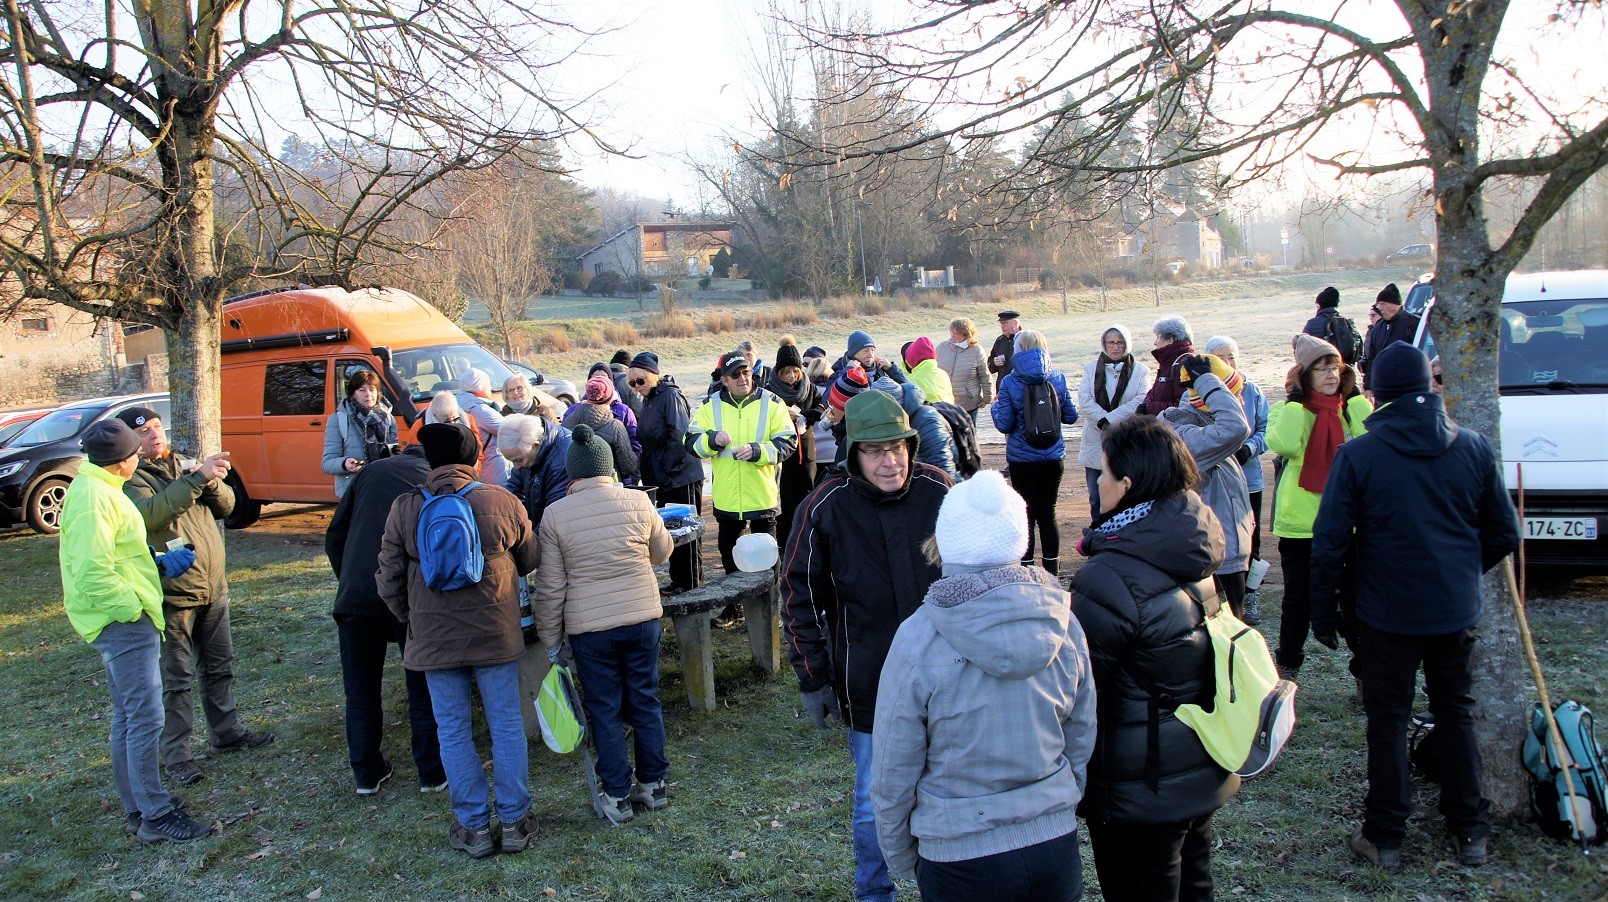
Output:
top-left (1416, 270), bottom-right (1608, 568)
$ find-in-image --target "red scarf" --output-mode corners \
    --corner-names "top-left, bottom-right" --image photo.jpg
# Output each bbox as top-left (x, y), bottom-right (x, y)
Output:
top-left (1298, 392), bottom-right (1345, 494)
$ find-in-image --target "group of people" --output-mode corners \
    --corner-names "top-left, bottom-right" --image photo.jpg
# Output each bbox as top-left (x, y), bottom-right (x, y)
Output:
top-left (63, 288), bottom-right (1521, 901)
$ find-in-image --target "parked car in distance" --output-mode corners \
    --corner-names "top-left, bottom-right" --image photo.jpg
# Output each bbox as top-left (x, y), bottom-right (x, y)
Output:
top-left (0, 393), bottom-right (170, 534)
top-left (0, 409), bottom-right (49, 449)
top-left (1404, 272), bottom-right (1435, 316)
top-left (503, 359), bottom-right (578, 406)
top-left (1387, 243), bottom-right (1435, 264)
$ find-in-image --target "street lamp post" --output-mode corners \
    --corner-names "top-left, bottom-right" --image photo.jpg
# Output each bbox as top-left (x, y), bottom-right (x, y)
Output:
top-left (855, 203), bottom-right (869, 295)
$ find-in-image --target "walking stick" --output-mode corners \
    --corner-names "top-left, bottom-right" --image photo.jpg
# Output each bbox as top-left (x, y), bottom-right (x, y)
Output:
top-left (1506, 462), bottom-right (1589, 850)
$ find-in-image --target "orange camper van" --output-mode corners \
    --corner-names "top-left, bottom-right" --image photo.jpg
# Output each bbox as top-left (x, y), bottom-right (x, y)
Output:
top-left (219, 285), bottom-right (523, 528)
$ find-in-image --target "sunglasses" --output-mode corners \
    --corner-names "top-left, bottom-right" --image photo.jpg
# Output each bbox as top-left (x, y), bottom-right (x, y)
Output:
top-left (629, 377), bottom-right (648, 387)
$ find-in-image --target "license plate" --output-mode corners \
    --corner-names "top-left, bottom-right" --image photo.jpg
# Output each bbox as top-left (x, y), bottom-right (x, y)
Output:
top-left (1524, 517), bottom-right (1598, 541)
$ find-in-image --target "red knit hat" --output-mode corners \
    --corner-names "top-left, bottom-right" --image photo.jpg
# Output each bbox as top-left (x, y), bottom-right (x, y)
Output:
top-left (903, 336), bottom-right (936, 369)
top-left (827, 364), bottom-right (870, 411)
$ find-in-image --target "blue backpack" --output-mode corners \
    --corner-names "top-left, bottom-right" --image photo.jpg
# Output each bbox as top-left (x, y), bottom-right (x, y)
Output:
top-left (416, 482), bottom-right (484, 591)
top-left (1523, 700), bottom-right (1607, 847)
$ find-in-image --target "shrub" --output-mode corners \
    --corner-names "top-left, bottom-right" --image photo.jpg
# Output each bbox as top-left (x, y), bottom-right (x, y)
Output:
top-left (699, 276), bottom-right (712, 290)
top-left (601, 320), bottom-right (639, 345)
top-left (855, 295), bottom-right (886, 316)
top-left (821, 297), bottom-right (856, 319)
top-left (644, 314), bottom-right (696, 338)
top-left (703, 310), bottom-right (736, 334)
top-left (586, 270), bottom-right (624, 296)
top-left (915, 291), bottom-right (948, 309)
top-left (563, 269), bottom-right (592, 291)
top-left (541, 327), bottom-right (572, 353)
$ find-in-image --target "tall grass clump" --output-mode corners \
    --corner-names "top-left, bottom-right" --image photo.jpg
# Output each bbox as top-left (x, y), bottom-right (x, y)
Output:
top-left (703, 310), bottom-right (737, 334)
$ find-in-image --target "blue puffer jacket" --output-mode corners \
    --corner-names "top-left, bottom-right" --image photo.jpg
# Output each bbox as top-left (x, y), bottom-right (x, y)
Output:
top-left (505, 418), bottom-right (574, 532)
top-left (869, 378), bottom-right (957, 481)
top-left (992, 347), bottom-right (1078, 463)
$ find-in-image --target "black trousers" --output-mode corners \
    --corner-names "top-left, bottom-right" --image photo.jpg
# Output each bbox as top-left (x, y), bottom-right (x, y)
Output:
top-left (1275, 536), bottom-right (1358, 672)
top-left (336, 614), bottom-right (445, 789)
top-left (777, 459), bottom-right (814, 546)
top-left (717, 516), bottom-right (775, 575)
top-left (660, 481), bottom-right (703, 591)
top-left (916, 829), bottom-right (1083, 902)
top-left (1087, 813), bottom-right (1214, 901)
top-left (1247, 490), bottom-right (1263, 564)
top-left (1357, 624), bottom-right (1489, 848)
top-left (1214, 571), bottom-right (1247, 620)
top-left (1008, 459), bottom-right (1064, 573)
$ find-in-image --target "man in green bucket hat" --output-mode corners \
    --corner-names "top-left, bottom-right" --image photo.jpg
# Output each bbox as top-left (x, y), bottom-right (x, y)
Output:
top-left (783, 388), bottom-right (952, 902)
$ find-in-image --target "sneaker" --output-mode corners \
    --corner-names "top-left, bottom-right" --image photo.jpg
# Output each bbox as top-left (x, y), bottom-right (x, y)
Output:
top-left (136, 806), bottom-right (217, 844)
top-left (125, 795), bottom-right (186, 836)
top-left (167, 759), bottom-right (205, 786)
top-left (712, 606), bottom-right (743, 630)
top-left (628, 779), bottom-right (668, 811)
top-left (1453, 835), bottom-right (1488, 867)
top-left (597, 790), bottom-right (635, 826)
top-left (1349, 825), bottom-right (1401, 873)
top-left (449, 821), bottom-right (498, 859)
top-left (1242, 591), bottom-right (1262, 626)
top-left (502, 810), bottom-right (539, 854)
top-left (215, 729), bottom-right (276, 753)
top-left (419, 778), bottom-right (449, 794)
top-left (356, 763), bottom-right (393, 796)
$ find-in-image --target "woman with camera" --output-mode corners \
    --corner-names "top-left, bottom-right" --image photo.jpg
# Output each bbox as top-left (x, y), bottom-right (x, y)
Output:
top-left (322, 369), bottom-right (398, 499)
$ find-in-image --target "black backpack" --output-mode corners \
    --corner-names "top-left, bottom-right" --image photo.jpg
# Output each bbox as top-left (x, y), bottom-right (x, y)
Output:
top-left (1324, 313), bottom-right (1362, 364)
top-left (930, 400), bottom-right (982, 478)
top-left (1021, 380), bottom-right (1062, 449)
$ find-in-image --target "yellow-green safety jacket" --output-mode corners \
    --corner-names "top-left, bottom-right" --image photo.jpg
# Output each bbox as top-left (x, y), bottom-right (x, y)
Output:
top-left (686, 388), bottom-right (798, 519)
top-left (59, 463), bottom-right (165, 643)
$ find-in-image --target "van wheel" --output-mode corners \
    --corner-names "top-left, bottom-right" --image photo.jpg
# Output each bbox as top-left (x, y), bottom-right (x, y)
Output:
top-left (222, 471), bottom-right (262, 530)
top-left (26, 476), bottom-right (70, 535)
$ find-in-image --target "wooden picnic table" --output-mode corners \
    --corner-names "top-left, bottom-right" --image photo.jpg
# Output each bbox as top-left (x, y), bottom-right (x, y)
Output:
top-left (659, 526), bottom-right (782, 711)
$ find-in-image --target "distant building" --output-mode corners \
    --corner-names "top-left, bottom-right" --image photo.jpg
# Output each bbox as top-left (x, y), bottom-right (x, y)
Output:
top-left (1113, 206), bottom-right (1225, 269)
top-left (575, 221), bottom-right (735, 281)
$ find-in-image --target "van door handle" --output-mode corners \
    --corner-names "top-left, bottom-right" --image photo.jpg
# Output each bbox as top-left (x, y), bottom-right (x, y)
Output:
top-left (310, 419), bottom-right (322, 426)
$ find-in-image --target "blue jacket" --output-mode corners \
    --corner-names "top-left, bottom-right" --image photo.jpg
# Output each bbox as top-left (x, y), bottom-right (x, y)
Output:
top-left (991, 348), bottom-right (1078, 463)
top-left (1239, 381), bottom-right (1270, 492)
top-left (873, 379), bottom-right (957, 481)
top-left (1310, 392), bottom-right (1519, 636)
top-left (506, 418), bottom-right (575, 532)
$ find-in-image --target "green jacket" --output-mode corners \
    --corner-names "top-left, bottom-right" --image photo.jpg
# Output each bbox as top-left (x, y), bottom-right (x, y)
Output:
top-left (124, 454), bottom-right (234, 608)
top-left (1266, 395), bottom-right (1373, 539)
top-left (904, 359), bottom-right (954, 406)
top-left (685, 388), bottom-right (797, 519)
top-left (60, 463), bottom-right (165, 643)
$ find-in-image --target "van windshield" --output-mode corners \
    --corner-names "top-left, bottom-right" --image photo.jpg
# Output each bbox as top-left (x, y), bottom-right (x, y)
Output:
top-left (392, 345), bottom-right (516, 402)
top-left (1500, 299), bottom-right (1608, 394)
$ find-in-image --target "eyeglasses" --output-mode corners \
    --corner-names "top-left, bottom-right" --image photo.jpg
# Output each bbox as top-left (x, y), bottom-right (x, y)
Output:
top-left (1312, 365), bottom-right (1342, 376)
top-left (629, 378), bottom-right (648, 387)
top-left (856, 443), bottom-right (907, 459)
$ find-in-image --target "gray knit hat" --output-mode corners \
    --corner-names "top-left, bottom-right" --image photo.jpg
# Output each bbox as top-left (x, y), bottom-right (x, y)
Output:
top-left (565, 424), bottom-right (614, 479)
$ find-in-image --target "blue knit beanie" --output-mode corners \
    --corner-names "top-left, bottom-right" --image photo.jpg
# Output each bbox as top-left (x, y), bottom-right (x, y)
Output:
top-left (847, 330), bottom-right (875, 359)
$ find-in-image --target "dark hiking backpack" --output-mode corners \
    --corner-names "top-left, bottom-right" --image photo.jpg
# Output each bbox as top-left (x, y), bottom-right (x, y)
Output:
top-left (416, 481), bottom-right (485, 591)
top-left (1021, 380), bottom-right (1062, 449)
top-left (1323, 313), bottom-right (1362, 365)
top-left (930, 400), bottom-right (983, 478)
top-left (1523, 700), bottom-right (1608, 846)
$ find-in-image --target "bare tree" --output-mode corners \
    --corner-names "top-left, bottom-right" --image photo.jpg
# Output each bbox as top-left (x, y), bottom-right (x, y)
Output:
top-left (1, 0), bottom-right (613, 451)
top-left (770, 0), bottom-right (1608, 813)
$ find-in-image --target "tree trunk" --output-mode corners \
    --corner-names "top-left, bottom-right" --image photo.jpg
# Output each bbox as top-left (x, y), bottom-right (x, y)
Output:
top-left (166, 301), bottom-right (223, 456)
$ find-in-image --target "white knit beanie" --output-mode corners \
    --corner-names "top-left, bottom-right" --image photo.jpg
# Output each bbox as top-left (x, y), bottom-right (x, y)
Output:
top-left (934, 470), bottom-right (1029, 569)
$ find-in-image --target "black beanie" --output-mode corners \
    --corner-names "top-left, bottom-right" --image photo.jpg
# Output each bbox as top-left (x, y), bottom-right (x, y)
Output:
top-left (1316, 286), bottom-right (1340, 308)
top-left (81, 419), bottom-right (141, 466)
top-left (775, 341), bottom-right (803, 371)
top-left (629, 351), bottom-right (660, 374)
top-left (418, 422), bottom-right (479, 468)
top-left (566, 424), bottom-right (614, 479)
top-left (1370, 341), bottom-right (1431, 403)
top-left (611, 349), bottom-right (632, 366)
top-left (1377, 283), bottom-right (1403, 306)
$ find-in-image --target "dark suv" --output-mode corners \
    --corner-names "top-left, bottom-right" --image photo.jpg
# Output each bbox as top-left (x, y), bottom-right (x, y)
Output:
top-left (0, 393), bottom-right (169, 534)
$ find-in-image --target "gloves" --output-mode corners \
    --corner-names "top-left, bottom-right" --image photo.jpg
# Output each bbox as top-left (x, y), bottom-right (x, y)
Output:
top-left (1181, 354), bottom-right (1213, 381)
top-left (154, 547), bottom-right (196, 579)
top-left (1235, 445), bottom-right (1254, 466)
top-left (1313, 628), bottom-right (1339, 651)
top-left (1097, 417), bottom-right (1110, 430)
top-left (799, 686), bottom-right (840, 730)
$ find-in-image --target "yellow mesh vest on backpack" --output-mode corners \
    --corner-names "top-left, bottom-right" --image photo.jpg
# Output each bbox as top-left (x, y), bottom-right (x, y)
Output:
top-left (1175, 607), bottom-right (1298, 778)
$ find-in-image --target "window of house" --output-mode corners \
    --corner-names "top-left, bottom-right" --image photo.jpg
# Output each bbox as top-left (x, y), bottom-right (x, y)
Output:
top-left (263, 360), bottom-right (328, 416)
top-left (594, 262), bottom-right (603, 275)
top-left (20, 315), bottom-right (52, 333)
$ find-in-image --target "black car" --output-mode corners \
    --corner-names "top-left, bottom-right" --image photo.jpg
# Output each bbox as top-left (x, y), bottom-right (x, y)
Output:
top-left (0, 393), bottom-right (170, 534)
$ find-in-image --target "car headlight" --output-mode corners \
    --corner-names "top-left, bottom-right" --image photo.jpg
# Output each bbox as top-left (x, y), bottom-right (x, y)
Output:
top-left (0, 461), bottom-right (23, 479)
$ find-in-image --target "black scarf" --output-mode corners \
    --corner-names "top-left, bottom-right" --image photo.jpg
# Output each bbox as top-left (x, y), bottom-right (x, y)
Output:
top-left (346, 397), bottom-right (390, 460)
top-left (1093, 353), bottom-right (1135, 412)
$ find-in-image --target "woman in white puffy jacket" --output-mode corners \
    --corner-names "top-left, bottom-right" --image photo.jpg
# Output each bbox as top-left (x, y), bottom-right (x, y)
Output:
top-left (1075, 326), bottom-right (1151, 519)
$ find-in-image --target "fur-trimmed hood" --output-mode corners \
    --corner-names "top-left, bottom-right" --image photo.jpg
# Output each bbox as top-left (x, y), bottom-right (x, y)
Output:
top-left (922, 564), bottom-right (1069, 679)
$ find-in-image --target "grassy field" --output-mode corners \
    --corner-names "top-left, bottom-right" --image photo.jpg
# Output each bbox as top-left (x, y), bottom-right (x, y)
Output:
top-left (2, 512), bottom-right (1606, 900)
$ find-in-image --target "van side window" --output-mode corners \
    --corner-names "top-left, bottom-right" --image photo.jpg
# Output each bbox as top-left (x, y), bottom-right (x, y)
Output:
top-left (264, 361), bottom-right (328, 417)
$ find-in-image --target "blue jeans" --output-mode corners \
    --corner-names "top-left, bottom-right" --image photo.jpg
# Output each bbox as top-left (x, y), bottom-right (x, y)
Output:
top-left (848, 728), bottom-right (896, 902)
top-left (92, 616), bottom-right (176, 820)
top-left (425, 660), bottom-right (529, 829)
top-left (569, 620), bottom-right (669, 798)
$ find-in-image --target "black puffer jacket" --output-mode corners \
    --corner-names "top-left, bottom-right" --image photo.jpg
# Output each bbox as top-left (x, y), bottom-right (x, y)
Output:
top-left (782, 450), bottom-right (950, 732)
top-left (636, 376), bottom-right (702, 491)
top-left (560, 403), bottom-right (639, 481)
top-left (1071, 490), bottom-right (1241, 825)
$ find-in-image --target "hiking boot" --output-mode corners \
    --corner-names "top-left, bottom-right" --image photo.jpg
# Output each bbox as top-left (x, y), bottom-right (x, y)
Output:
top-left (1349, 825), bottom-right (1400, 873)
top-left (215, 728), bottom-right (276, 753)
top-left (628, 779), bottom-right (668, 811)
top-left (125, 795), bottom-right (186, 837)
top-left (356, 763), bottom-right (393, 796)
top-left (1453, 835), bottom-right (1488, 867)
top-left (502, 810), bottom-right (539, 854)
top-left (712, 605), bottom-right (743, 630)
top-left (167, 759), bottom-right (205, 786)
top-left (597, 790), bottom-right (635, 826)
top-left (449, 821), bottom-right (498, 859)
top-left (1276, 664), bottom-right (1299, 682)
top-left (1242, 591), bottom-right (1262, 626)
top-left (136, 806), bottom-right (217, 844)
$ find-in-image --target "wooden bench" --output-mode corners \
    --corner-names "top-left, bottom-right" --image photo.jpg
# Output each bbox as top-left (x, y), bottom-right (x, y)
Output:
top-left (660, 570), bottom-right (780, 711)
